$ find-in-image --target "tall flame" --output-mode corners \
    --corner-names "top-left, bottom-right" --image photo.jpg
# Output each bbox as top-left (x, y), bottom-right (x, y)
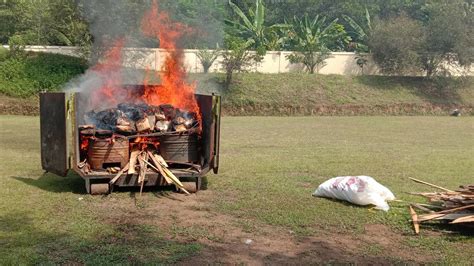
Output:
top-left (88, 0), bottom-right (200, 118)
top-left (140, 1), bottom-right (200, 115)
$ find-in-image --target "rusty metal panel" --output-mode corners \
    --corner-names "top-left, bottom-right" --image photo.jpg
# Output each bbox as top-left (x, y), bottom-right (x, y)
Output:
top-left (40, 92), bottom-right (68, 176)
top-left (212, 94), bottom-right (221, 174)
top-left (196, 93), bottom-right (220, 174)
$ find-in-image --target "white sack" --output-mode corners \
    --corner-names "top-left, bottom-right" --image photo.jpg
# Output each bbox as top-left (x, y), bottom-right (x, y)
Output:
top-left (312, 176), bottom-right (395, 211)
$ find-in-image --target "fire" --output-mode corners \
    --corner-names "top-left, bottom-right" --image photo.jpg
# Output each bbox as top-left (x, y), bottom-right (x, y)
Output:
top-left (87, 0), bottom-right (200, 121)
top-left (140, 1), bottom-right (200, 117)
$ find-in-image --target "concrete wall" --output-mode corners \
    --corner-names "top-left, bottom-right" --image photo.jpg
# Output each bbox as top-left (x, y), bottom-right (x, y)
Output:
top-left (3, 45), bottom-right (472, 76)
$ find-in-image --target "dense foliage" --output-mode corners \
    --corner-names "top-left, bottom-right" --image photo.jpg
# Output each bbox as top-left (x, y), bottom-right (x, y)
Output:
top-left (0, 0), bottom-right (472, 76)
top-left (0, 52), bottom-right (87, 97)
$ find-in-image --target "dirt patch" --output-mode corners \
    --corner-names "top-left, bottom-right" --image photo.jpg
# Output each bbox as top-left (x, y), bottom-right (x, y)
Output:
top-left (89, 189), bottom-right (437, 264)
top-left (0, 94), bottom-right (39, 116)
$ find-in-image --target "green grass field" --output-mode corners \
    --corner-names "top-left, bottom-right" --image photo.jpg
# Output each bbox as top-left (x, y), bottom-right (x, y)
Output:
top-left (0, 115), bottom-right (473, 264)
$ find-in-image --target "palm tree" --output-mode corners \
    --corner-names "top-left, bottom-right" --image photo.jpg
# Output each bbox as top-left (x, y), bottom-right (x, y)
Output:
top-left (286, 14), bottom-right (347, 73)
top-left (342, 8), bottom-right (372, 53)
top-left (226, 0), bottom-right (287, 54)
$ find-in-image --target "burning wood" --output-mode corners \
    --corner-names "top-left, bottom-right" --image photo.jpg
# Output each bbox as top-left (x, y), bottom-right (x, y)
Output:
top-left (84, 103), bottom-right (199, 135)
top-left (409, 178), bottom-right (474, 233)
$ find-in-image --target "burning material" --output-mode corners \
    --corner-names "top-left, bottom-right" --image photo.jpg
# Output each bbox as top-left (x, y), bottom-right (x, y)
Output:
top-left (408, 178), bottom-right (474, 234)
top-left (35, 1), bottom-right (220, 195)
top-left (84, 103), bottom-right (199, 135)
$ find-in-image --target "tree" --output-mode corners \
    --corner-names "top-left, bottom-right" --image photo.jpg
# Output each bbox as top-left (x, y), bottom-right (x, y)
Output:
top-left (226, 0), bottom-right (287, 54)
top-left (343, 8), bottom-right (372, 53)
top-left (197, 49), bottom-right (220, 73)
top-left (221, 36), bottom-right (260, 88)
top-left (1, 0), bottom-right (89, 46)
top-left (420, 0), bottom-right (474, 76)
top-left (369, 15), bottom-right (425, 75)
top-left (286, 14), bottom-right (348, 73)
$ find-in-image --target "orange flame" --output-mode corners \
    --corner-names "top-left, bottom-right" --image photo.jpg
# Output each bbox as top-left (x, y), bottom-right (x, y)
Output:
top-left (140, 1), bottom-right (200, 117)
top-left (88, 0), bottom-right (200, 121)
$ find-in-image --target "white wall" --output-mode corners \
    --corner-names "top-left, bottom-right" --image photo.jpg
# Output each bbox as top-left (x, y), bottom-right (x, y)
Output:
top-left (3, 45), bottom-right (473, 76)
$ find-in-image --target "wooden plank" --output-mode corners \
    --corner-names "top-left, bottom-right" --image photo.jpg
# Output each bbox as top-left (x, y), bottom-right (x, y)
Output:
top-left (409, 177), bottom-right (454, 192)
top-left (146, 151), bottom-right (172, 184)
top-left (109, 163), bottom-right (130, 185)
top-left (450, 215), bottom-right (474, 224)
top-left (409, 206), bottom-right (420, 234)
top-left (439, 204), bottom-right (474, 214)
top-left (418, 213), bottom-right (447, 222)
top-left (128, 148), bottom-right (140, 174)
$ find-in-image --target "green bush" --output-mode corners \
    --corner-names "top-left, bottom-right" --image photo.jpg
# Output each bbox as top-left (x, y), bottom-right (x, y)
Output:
top-left (0, 47), bottom-right (9, 61)
top-left (0, 52), bottom-right (87, 97)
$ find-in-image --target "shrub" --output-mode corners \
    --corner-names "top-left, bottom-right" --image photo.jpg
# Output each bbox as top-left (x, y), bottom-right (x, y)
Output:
top-left (0, 52), bottom-right (87, 97)
top-left (0, 47), bottom-right (9, 61)
top-left (369, 15), bottom-right (425, 75)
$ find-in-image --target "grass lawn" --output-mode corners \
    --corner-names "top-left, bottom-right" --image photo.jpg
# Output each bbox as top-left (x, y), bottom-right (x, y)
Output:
top-left (0, 115), bottom-right (473, 264)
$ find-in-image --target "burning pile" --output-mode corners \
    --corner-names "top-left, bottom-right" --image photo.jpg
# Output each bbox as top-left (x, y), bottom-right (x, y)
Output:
top-left (71, 1), bottom-right (211, 195)
top-left (85, 102), bottom-right (199, 135)
top-left (408, 178), bottom-right (474, 234)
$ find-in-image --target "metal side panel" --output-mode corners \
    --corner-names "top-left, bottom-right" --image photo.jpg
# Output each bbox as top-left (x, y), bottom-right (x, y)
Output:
top-left (40, 92), bottom-right (68, 176)
top-left (196, 93), bottom-right (220, 174)
top-left (212, 94), bottom-right (221, 174)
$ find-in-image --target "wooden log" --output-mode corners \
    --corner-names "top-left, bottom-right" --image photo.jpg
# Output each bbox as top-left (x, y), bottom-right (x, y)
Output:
top-left (140, 158), bottom-right (190, 195)
top-left (146, 151), bottom-right (172, 184)
top-left (418, 213), bottom-right (447, 222)
top-left (411, 203), bottom-right (436, 213)
top-left (154, 154), bottom-right (168, 167)
top-left (109, 163), bottom-right (130, 185)
top-left (136, 117), bottom-right (151, 132)
top-left (409, 205), bottom-right (420, 234)
top-left (450, 215), bottom-right (474, 224)
top-left (138, 152), bottom-right (148, 196)
top-left (438, 204), bottom-right (474, 214)
top-left (409, 177), bottom-right (454, 192)
top-left (128, 148), bottom-right (140, 174)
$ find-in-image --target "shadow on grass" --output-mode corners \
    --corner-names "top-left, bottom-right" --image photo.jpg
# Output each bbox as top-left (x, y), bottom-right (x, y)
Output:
top-left (0, 210), bottom-right (202, 265)
top-left (11, 171), bottom-right (85, 194)
top-left (12, 172), bottom-right (209, 195)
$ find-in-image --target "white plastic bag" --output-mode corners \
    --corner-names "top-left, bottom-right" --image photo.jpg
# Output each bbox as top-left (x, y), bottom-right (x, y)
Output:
top-left (312, 176), bottom-right (395, 211)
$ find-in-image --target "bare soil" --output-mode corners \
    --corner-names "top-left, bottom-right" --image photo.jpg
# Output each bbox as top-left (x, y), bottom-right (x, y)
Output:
top-left (92, 189), bottom-right (435, 265)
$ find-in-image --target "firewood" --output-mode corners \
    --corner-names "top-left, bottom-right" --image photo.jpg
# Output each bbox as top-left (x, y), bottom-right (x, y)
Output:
top-left (174, 124), bottom-right (187, 132)
top-left (109, 163), bottom-right (130, 185)
top-left (450, 215), bottom-right (474, 224)
top-left (139, 158), bottom-right (190, 194)
top-left (418, 213), bottom-right (447, 222)
top-left (138, 152), bottom-right (148, 184)
top-left (128, 148), bottom-right (140, 174)
top-left (156, 112), bottom-right (166, 121)
top-left (146, 151), bottom-right (172, 184)
top-left (438, 204), bottom-right (474, 214)
top-left (409, 177), bottom-right (454, 192)
top-left (147, 115), bottom-right (156, 129)
top-left (116, 125), bottom-right (135, 133)
top-left (409, 206), bottom-right (420, 234)
top-left (136, 117), bottom-right (151, 132)
top-left (154, 154), bottom-right (168, 167)
top-left (411, 203), bottom-right (436, 213)
top-left (155, 120), bottom-right (170, 131)
top-left (138, 152), bottom-right (149, 196)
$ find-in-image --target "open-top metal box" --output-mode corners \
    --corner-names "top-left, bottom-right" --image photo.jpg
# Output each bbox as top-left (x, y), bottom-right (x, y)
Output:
top-left (40, 91), bottom-right (220, 194)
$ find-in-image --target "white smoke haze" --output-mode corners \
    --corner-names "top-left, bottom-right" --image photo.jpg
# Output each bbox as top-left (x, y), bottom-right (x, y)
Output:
top-left (64, 0), bottom-right (224, 112)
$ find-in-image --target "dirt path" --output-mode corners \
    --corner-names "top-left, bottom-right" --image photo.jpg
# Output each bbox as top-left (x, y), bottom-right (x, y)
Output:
top-left (92, 189), bottom-right (434, 265)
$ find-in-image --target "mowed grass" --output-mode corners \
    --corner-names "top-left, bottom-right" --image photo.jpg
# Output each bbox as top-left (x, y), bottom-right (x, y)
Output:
top-left (0, 116), bottom-right (200, 264)
top-left (0, 115), bottom-right (473, 264)
top-left (211, 116), bottom-right (474, 262)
